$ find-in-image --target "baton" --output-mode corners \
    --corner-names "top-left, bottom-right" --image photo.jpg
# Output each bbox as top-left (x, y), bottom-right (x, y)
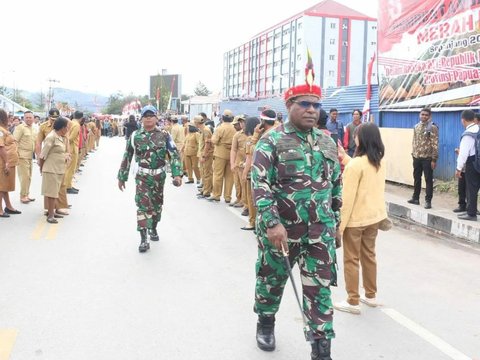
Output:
top-left (281, 243), bottom-right (315, 343)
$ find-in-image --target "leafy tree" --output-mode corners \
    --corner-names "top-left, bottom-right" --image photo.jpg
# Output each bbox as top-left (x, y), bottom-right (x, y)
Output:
top-left (12, 90), bottom-right (33, 109)
top-left (0, 86), bottom-right (8, 96)
top-left (35, 91), bottom-right (46, 111)
top-left (194, 82), bottom-right (211, 96)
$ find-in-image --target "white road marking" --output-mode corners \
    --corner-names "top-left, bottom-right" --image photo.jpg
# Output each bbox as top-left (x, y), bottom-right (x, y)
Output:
top-left (382, 308), bottom-right (472, 360)
top-left (225, 206), bottom-right (249, 223)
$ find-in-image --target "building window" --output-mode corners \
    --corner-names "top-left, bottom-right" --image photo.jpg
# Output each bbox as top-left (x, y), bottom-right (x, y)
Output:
top-left (330, 39), bottom-right (335, 45)
top-left (371, 41), bottom-right (377, 45)
top-left (297, 54), bottom-right (302, 61)
top-left (282, 44), bottom-right (288, 50)
top-left (330, 23), bottom-right (336, 29)
top-left (343, 41), bottom-right (348, 46)
top-left (298, 38), bottom-right (302, 45)
top-left (372, 25), bottom-right (377, 30)
top-left (275, 33), bottom-right (280, 39)
top-left (329, 55), bottom-right (335, 60)
top-left (328, 70), bottom-right (335, 76)
top-left (298, 23), bottom-right (303, 29)
top-left (283, 29), bottom-right (289, 35)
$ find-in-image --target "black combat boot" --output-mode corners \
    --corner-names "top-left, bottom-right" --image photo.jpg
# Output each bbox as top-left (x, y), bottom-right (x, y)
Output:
top-left (311, 338), bottom-right (332, 360)
top-left (256, 315), bottom-right (275, 351)
top-left (138, 230), bottom-right (150, 253)
top-left (149, 223), bottom-right (159, 241)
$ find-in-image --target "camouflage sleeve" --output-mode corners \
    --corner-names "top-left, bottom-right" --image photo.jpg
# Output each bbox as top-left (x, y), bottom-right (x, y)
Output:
top-left (117, 135), bottom-right (134, 182)
top-left (251, 137), bottom-right (281, 227)
top-left (166, 133), bottom-right (182, 177)
top-left (432, 125), bottom-right (439, 161)
top-left (331, 157), bottom-right (342, 228)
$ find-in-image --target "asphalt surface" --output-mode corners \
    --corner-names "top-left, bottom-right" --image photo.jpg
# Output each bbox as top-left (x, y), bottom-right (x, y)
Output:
top-left (1, 136), bottom-right (479, 360)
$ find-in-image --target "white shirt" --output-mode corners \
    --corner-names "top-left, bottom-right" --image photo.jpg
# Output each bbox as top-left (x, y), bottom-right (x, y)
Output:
top-left (457, 123), bottom-right (479, 171)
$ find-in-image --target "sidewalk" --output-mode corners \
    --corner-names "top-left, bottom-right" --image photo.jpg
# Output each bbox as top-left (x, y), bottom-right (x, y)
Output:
top-left (385, 183), bottom-right (480, 245)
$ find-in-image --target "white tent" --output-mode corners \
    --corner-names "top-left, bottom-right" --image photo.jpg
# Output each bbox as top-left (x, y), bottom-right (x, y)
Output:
top-left (0, 94), bottom-right (30, 114)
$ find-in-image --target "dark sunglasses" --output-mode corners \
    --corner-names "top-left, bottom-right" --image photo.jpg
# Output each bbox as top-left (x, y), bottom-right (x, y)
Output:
top-left (292, 100), bottom-right (321, 110)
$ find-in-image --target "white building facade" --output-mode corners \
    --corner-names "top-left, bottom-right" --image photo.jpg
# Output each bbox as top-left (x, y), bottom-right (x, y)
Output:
top-left (223, 0), bottom-right (377, 99)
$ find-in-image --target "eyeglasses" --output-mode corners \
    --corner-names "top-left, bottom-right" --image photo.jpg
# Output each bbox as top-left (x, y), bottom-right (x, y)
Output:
top-left (292, 100), bottom-right (321, 110)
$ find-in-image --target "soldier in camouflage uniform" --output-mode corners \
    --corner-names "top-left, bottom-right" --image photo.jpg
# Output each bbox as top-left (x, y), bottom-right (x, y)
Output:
top-left (117, 105), bottom-right (183, 253)
top-left (251, 82), bottom-right (341, 360)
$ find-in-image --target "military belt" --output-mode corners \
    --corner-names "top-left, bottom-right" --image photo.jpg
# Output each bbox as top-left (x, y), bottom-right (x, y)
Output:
top-left (137, 166), bottom-right (165, 175)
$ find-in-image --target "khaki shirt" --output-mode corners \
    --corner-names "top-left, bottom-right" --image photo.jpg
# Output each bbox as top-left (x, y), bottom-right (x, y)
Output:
top-left (37, 120), bottom-right (54, 144)
top-left (232, 131), bottom-right (248, 167)
top-left (184, 132), bottom-right (199, 157)
top-left (40, 131), bottom-right (66, 174)
top-left (69, 120), bottom-right (81, 153)
top-left (212, 122), bottom-right (236, 160)
top-left (13, 123), bottom-right (35, 159)
top-left (171, 123), bottom-right (185, 149)
top-left (0, 126), bottom-right (19, 167)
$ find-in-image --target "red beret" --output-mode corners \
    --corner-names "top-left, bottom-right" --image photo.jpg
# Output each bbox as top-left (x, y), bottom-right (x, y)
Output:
top-left (284, 84), bottom-right (321, 102)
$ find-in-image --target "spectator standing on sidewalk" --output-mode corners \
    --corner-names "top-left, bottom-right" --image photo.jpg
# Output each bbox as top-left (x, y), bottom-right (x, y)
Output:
top-left (343, 109), bottom-right (362, 157)
top-left (408, 108), bottom-right (438, 209)
top-left (455, 110), bottom-right (480, 221)
top-left (334, 123), bottom-right (387, 315)
top-left (326, 108), bottom-right (344, 146)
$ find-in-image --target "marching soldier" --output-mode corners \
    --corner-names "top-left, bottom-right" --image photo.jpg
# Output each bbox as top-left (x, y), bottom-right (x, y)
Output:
top-left (251, 71), bottom-right (341, 359)
top-left (117, 105), bottom-right (182, 253)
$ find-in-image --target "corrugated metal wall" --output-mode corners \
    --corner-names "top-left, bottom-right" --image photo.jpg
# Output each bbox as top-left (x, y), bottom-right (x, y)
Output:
top-left (380, 111), bottom-right (464, 180)
top-left (220, 98), bottom-right (287, 119)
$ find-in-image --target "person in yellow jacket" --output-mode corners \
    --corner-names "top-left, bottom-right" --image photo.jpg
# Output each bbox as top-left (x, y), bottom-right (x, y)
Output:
top-left (170, 116), bottom-right (185, 173)
top-left (334, 123), bottom-right (387, 315)
top-left (183, 122), bottom-right (201, 184)
top-left (230, 114), bottom-right (247, 208)
top-left (208, 109), bottom-right (237, 203)
top-left (194, 115), bottom-right (214, 198)
top-left (64, 111), bottom-right (82, 194)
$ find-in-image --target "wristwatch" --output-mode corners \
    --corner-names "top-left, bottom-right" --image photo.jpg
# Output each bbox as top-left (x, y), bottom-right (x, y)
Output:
top-left (266, 218), bottom-right (280, 228)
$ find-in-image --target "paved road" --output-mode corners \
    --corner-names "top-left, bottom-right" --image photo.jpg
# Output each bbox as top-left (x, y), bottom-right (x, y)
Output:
top-left (1, 136), bottom-right (479, 360)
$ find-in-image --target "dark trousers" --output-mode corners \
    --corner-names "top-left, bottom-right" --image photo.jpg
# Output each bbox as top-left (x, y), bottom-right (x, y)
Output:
top-left (458, 173), bottom-right (466, 207)
top-left (465, 158), bottom-right (480, 216)
top-left (412, 157), bottom-right (433, 202)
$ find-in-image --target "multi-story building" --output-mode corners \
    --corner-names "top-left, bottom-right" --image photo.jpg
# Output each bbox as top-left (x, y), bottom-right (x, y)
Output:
top-left (223, 0), bottom-right (377, 99)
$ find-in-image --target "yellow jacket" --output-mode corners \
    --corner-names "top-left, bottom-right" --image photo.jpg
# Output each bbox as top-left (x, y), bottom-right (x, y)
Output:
top-left (340, 155), bottom-right (387, 232)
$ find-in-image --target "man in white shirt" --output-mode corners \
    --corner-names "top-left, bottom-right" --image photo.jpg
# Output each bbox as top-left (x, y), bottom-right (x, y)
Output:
top-left (456, 110), bottom-right (480, 221)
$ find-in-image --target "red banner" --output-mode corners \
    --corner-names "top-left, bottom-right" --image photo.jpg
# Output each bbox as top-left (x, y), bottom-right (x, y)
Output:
top-left (379, 0), bottom-right (480, 108)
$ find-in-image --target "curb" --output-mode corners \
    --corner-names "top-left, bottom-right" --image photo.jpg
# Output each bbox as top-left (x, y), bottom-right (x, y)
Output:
top-left (386, 201), bottom-right (480, 245)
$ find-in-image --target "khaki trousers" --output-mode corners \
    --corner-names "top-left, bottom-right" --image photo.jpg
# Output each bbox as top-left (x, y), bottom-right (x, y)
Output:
top-left (212, 157), bottom-right (233, 201)
top-left (246, 178), bottom-right (256, 227)
top-left (342, 224), bottom-right (379, 305)
top-left (232, 166), bottom-right (242, 204)
top-left (202, 156), bottom-right (213, 196)
top-left (64, 149), bottom-right (79, 188)
top-left (185, 155), bottom-right (200, 181)
top-left (238, 167), bottom-right (246, 206)
top-left (44, 179), bottom-right (68, 210)
top-left (17, 157), bottom-right (32, 197)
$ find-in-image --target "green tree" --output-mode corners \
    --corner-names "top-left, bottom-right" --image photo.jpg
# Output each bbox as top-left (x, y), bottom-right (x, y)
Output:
top-left (12, 90), bottom-right (33, 109)
top-left (0, 86), bottom-right (8, 96)
top-left (194, 81), bottom-right (211, 96)
top-left (35, 91), bottom-right (46, 111)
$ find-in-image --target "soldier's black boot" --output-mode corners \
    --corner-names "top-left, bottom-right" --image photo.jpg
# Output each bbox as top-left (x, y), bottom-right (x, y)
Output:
top-left (138, 230), bottom-right (150, 253)
top-left (148, 223), bottom-right (159, 241)
top-left (256, 315), bottom-right (275, 351)
top-left (311, 338), bottom-right (332, 360)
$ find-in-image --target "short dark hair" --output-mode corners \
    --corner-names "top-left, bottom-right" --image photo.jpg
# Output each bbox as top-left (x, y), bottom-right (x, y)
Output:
top-left (354, 123), bottom-right (385, 170)
top-left (329, 108), bottom-right (338, 113)
top-left (24, 110), bottom-right (33, 115)
top-left (74, 111), bottom-right (83, 119)
top-left (53, 117), bottom-right (68, 131)
top-left (352, 109), bottom-right (363, 117)
top-left (475, 113), bottom-right (480, 123)
top-left (462, 110), bottom-right (475, 122)
top-left (317, 109), bottom-right (328, 129)
top-left (199, 112), bottom-right (207, 118)
top-left (420, 108), bottom-right (432, 115)
top-left (0, 109), bottom-right (8, 125)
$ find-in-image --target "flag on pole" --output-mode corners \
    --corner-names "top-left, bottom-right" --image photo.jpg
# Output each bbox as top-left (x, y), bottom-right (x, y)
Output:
top-left (362, 52), bottom-right (376, 123)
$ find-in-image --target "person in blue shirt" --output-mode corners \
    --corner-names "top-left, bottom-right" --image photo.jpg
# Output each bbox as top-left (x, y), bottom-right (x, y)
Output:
top-left (326, 108), bottom-right (344, 146)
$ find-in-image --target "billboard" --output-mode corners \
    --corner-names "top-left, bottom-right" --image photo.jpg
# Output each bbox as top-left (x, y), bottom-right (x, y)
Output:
top-left (379, 0), bottom-right (480, 108)
top-left (150, 74), bottom-right (181, 99)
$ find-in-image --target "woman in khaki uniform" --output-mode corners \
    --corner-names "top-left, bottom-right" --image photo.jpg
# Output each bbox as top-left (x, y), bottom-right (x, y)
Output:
top-left (241, 117), bottom-right (261, 230)
top-left (0, 109), bottom-right (21, 218)
top-left (183, 123), bottom-right (201, 184)
top-left (39, 118), bottom-right (69, 223)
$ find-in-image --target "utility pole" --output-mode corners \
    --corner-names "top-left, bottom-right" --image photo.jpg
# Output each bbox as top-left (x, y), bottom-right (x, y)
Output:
top-left (47, 78), bottom-right (60, 113)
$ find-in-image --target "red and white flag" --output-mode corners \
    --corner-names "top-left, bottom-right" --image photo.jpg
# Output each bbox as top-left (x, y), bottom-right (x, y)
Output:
top-left (362, 52), bottom-right (376, 123)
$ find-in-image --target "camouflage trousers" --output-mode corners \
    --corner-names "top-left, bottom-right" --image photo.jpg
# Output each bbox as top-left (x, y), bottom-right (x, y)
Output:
top-left (134, 172), bottom-right (166, 231)
top-left (254, 235), bottom-right (337, 339)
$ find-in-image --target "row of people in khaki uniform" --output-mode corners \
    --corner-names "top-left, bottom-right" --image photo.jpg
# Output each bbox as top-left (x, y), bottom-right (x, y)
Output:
top-left (163, 109), bottom-right (280, 232)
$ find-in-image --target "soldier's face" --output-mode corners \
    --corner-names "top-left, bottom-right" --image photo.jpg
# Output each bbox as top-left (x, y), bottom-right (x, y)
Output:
top-left (420, 111), bottom-right (430, 123)
top-left (287, 96), bottom-right (320, 131)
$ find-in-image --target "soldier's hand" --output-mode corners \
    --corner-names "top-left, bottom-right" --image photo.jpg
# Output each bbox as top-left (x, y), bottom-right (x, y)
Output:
top-left (172, 176), bottom-right (182, 187)
top-left (266, 223), bottom-right (288, 251)
top-left (118, 180), bottom-right (126, 191)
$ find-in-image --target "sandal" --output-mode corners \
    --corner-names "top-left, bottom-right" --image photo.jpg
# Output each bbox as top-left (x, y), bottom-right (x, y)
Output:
top-left (47, 217), bottom-right (58, 224)
top-left (0, 213), bottom-right (10, 218)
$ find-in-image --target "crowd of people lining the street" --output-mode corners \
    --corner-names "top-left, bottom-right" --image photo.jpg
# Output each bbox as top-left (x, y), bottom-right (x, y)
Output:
top-left (2, 75), bottom-right (480, 359)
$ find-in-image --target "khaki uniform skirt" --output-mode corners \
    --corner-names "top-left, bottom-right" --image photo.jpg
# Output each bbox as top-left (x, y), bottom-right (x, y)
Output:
top-left (41, 172), bottom-right (64, 198)
top-left (0, 167), bottom-right (16, 192)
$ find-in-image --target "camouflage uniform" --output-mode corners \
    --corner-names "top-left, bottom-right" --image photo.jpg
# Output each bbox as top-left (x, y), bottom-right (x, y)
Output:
top-left (117, 127), bottom-right (182, 231)
top-left (251, 121), bottom-right (342, 340)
